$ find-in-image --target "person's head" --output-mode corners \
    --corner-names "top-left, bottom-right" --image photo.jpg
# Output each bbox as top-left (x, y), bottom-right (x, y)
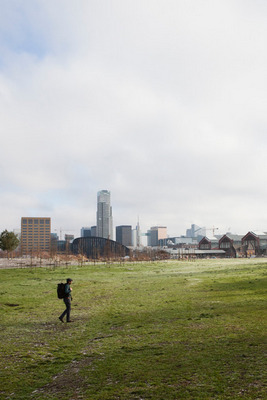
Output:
top-left (67, 278), bottom-right (73, 284)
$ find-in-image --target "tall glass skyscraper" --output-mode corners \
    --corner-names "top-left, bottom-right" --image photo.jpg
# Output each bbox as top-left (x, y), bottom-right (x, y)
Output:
top-left (96, 190), bottom-right (113, 239)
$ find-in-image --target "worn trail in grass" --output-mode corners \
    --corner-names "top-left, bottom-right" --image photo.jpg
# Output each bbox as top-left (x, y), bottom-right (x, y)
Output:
top-left (0, 259), bottom-right (266, 399)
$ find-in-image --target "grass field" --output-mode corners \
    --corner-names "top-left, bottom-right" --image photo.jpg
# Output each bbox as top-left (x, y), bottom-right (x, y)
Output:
top-left (0, 258), bottom-right (266, 399)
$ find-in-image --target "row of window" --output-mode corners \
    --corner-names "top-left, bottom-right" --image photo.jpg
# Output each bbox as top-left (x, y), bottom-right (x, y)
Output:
top-left (22, 231), bottom-right (50, 234)
top-left (201, 240), bottom-right (260, 250)
top-left (21, 238), bottom-right (50, 243)
top-left (22, 234), bottom-right (51, 237)
top-left (22, 230), bottom-right (50, 233)
top-left (22, 238), bottom-right (50, 241)
top-left (22, 239), bottom-right (50, 242)
top-left (220, 242), bottom-right (231, 249)
top-left (23, 246), bottom-right (50, 250)
top-left (22, 219), bottom-right (50, 225)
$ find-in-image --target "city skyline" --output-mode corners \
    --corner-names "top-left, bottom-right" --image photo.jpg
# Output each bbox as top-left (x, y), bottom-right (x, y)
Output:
top-left (0, 2), bottom-right (267, 237)
top-left (2, 190), bottom-right (267, 242)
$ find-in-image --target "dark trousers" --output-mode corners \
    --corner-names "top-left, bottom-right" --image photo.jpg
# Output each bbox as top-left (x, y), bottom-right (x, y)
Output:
top-left (59, 298), bottom-right (71, 322)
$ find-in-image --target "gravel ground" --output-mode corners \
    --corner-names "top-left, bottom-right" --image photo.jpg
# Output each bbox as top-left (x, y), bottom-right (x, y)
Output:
top-left (0, 257), bottom-right (69, 269)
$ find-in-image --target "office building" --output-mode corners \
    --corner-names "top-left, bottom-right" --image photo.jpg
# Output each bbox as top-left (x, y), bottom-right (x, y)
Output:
top-left (96, 190), bottom-right (113, 239)
top-left (65, 234), bottom-right (74, 243)
top-left (186, 224), bottom-right (206, 238)
top-left (132, 220), bottom-right (142, 247)
top-left (81, 227), bottom-right (91, 237)
top-left (51, 232), bottom-right (58, 254)
top-left (116, 225), bottom-right (132, 247)
top-left (91, 226), bottom-right (97, 236)
top-left (21, 217), bottom-right (51, 254)
top-left (147, 226), bottom-right (167, 247)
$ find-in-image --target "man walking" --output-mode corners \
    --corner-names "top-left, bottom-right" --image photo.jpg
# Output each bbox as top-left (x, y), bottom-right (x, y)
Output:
top-left (59, 278), bottom-right (73, 323)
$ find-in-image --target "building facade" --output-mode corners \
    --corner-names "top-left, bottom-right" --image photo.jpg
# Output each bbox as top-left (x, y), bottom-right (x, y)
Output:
top-left (186, 224), bottom-right (206, 238)
top-left (72, 236), bottom-right (130, 259)
top-left (132, 221), bottom-right (141, 247)
top-left (81, 227), bottom-right (91, 237)
top-left (147, 226), bottom-right (167, 247)
top-left (241, 231), bottom-right (267, 257)
top-left (21, 217), bottom-right (51, 255)
top-left (116, 225), bottom-right (132, 246)
top-left (91, 226), bottom-right (97, 236)
top-left (96, 190), bottom-right (113, 239)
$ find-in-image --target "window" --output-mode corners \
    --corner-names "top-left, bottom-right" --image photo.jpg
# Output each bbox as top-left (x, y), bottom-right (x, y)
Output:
top-left (221, 241), bottom-right (230, 249)
top-left (200, 243), bottom-right (210, 250)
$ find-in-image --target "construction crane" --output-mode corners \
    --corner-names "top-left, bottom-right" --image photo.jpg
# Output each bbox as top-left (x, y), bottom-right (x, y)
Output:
top-left (206, 227), bottom-right (219, 236)
top-left (54, 228), bottom-right (76, 240)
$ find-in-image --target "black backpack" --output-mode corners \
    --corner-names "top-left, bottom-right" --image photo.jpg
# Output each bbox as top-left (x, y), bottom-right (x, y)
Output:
top-left (57, 283), bottom-right (66, 299)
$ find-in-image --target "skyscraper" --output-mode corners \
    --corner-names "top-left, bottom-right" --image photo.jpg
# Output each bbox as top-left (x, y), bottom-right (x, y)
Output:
top-left (132, 220), bottom-right (141, 247)
top-left (96, 190), bottom-right (113, 239)
top-left (147, 226), bottom-right (167, 247)
top-left (116, 225), bottom-right (132, 246)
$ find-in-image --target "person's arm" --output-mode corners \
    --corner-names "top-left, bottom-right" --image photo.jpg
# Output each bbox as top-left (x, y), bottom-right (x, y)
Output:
top-left (65, 284), bottom-right (71, 296)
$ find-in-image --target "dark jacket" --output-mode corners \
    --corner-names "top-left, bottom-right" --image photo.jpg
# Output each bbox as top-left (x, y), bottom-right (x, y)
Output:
top-left (64, 283), bottom-right (72, 299)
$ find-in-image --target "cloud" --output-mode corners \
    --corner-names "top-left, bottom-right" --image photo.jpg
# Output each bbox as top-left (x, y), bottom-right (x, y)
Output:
top-left (0, 0), bottom-right (267, 238)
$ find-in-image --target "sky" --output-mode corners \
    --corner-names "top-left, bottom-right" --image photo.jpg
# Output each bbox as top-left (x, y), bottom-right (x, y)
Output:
top-left (0, 0), bottom-right (267, 240)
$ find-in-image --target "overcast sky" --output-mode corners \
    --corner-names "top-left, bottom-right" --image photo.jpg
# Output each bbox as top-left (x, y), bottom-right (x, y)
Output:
top-left (0, 0), bottom-right (266, 239)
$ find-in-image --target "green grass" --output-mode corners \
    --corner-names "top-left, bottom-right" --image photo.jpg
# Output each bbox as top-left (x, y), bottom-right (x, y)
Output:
top-left (0, 259), bottom-right (266, 399)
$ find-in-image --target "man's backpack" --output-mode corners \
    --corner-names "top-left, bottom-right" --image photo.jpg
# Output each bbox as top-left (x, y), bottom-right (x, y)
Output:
top-left (57, 283), bottom-right (66, 299)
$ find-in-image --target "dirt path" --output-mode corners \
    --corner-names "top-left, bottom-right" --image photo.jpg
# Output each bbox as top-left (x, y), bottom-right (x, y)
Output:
top-left (31, 357), bottom-right (92, 399)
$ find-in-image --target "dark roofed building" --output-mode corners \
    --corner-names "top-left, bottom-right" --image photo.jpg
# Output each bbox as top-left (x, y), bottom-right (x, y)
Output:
top-left (219, 234), bottom-right (243, 258)
top-left (241, 231), bottom-right (267, 257)
top-left (72, 236), bottom-right (130, 259)
top-left (199, 237), bottom-right (211, 250)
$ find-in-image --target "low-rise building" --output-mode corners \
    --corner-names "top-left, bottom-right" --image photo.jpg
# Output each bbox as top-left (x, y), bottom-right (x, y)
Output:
top-left (219, 234), bottom-right (243, 257)
top-left (241, 231), bottom-right (267, 257)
